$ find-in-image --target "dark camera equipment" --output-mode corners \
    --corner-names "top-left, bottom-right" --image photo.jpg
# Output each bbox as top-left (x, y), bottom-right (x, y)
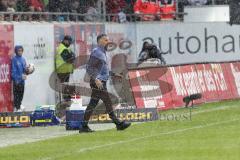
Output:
top-left (183, 93), bottom-right (202, 107)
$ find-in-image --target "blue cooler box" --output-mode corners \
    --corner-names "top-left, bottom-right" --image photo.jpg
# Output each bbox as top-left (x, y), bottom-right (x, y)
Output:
top-left (66, 110), bottom-right (85, 130)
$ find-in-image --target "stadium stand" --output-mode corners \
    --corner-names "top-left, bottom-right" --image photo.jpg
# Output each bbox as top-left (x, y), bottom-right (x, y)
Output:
top-left (0, 0), bottom-right (234, 22)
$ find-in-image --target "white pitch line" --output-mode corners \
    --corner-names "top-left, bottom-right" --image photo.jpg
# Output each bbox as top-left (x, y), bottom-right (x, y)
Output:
top-left (40, 118), bottom-right (240, 160)
top-left (3, 104), bottom-right (237, 149)
top-left (191, 105), bottom-right (239, 115)
top-left (140, 104), bottom-right (239, 123)
top-left (34, 105), bottom-right (240, 160)
top-left (77, 118), bottom-right (240, 153)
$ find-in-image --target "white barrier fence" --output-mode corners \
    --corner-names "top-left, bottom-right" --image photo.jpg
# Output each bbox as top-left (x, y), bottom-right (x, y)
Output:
top-left (0, 21), bottom-right (239, 111)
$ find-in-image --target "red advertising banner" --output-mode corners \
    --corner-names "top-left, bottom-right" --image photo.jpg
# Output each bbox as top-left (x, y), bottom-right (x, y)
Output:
top-left (129, 62), bottom-right (240, 110)
top-left (227, 62), bottom-right (240, 99)
top-left (0, 25), bottom-right (14, 112)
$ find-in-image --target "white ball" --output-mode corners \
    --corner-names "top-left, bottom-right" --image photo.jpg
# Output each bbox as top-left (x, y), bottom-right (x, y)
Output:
top-left (26, 63), bottom-right (35, 74)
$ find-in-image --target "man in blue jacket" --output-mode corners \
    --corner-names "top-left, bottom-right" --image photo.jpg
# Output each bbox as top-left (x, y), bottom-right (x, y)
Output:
top-left (80, 34), bottom-right (131, 133)
top-left (11, 45), bottom-right (27, 112)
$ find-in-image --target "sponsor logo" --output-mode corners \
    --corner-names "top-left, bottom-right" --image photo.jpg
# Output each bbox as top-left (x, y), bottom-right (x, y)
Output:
top-left (143, 28), bottom-right (240, 55)
top-left (90, 112), bottom-right (153, 122)
top-left (0, 115), bottom-right (30, 124)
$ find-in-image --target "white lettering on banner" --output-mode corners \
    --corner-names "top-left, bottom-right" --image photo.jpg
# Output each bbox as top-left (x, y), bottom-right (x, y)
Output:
top-left (182, 73), bottom-right (193, 95)
top-left (230, 64), bottom-right (240, 96)
top-left (197, 70), bottom-right (206, 93)
top-left (182, 67), bottom-right (200, 95)
top-left (136, 71), bottom-right (164, 108)
top-left (170, 65), bottom-right (228, 96)
top-left (0, 64), bottom-right (10, 83)
top-left (192, 69), bottom-right (202, 94)
top-left (144, 28), bottom-right (240, 55)
top-left (211, 64), bottom-right (227, 91)
top-left (171, 67), bottom-right (186, 95)
top-left (204, 70), bottom-right (216, 91)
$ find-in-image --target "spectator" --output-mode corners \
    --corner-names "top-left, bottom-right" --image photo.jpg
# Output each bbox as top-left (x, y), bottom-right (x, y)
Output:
top-left (67, 0), bottom-right (80, 13)
top-left (8, 0), bottom-right (21, 21)
top-left (0, 0), bottom-right (7, 20)
top-left (215, 0), bottom-right (229, 5)
top-left (125, 0), bottom-right (135, 13)
top-left (84, 0), bottom-right (100, 22)
top-left (0, 0), bottom-right (8, 11)
top-left (27, 0), bottom-right (46, 20)
top-left (67, 0), bottom-right (81, 21)
top-left (50, 0), bottom-right (81, 21)
top-left (118, 9), bottom-right (127, 23)
top-left (159, 0), bottom-right (176, 20)
top-left (42, 0), bottom-right (49, 10)
top-left (106, 0), bottom-right (127, 21)
top-left (123, 0), bottom-right (134, 20)
top-left (49, 0), bottom-right (65, 12)
top-left (27, 0), bottom-right (44, 12)
top-left (0, 0), bottom-right (18, 21)
top-left (48, 0), bottom-right (68, 21)
top-left (106, 0), bottom-right (127, 14)
top-left (134, 0), bottom-right (160, 21)
top-left (78, 0), bottom-right (92, 14)
top-left (160, 0), bottom-right (173, 4)
top-left (177, 0), bottom-right (188, 20)
top-left (188, 0), bottom-right (207, 5)
top-left (14, 0), bottom-right (30, 20)
top-left (16, 0), bottom-right (29, 12)
top-left (7, 0), bottom-right (16, 12)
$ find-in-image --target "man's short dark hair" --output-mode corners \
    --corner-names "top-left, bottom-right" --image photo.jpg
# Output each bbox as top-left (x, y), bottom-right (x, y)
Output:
top-left (97, 34), bottom-right (107, 43)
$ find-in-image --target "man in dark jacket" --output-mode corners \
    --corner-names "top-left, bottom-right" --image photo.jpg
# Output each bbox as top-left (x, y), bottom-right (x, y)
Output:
top-left (138, 42), bottom-right (166, 65)
top-left (80, 34), bottom-right (131, 133)
top-left (11, 45), bottom-right (27, 112)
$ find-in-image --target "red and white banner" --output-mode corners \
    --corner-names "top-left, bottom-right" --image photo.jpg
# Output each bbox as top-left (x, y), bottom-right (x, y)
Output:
top-left (0, 25), bottom-right (14, 112)
top-left (129, 62), bottom-right (240, 110)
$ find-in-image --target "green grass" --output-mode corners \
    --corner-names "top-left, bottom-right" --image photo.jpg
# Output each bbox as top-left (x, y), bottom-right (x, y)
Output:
top-left (1, 100), bottom-right (240, 160)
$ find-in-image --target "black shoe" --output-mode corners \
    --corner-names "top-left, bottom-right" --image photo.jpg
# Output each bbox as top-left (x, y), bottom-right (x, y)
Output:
top-left (116, 121), bottom-right (131, 131)
top-left (79, 125), bottom-right (94, 133)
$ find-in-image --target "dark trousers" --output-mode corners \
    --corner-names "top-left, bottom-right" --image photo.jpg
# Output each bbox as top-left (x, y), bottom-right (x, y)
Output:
top-left (83, 79), bottom-right (120, 126)
top-left (57, 73), bottom-right (71, 102)
top-left (13, 82), bottom-right (25, 110)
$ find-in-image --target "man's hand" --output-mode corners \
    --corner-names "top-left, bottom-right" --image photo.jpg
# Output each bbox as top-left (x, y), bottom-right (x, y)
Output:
top-left (95, 78), bottom-right (103, 89)
top-left (22, 74), bottom-right (27, 80)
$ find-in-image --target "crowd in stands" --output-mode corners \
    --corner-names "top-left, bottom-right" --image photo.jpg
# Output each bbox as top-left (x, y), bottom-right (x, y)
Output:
top-left (0, 0), bottom-right (230, 22)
